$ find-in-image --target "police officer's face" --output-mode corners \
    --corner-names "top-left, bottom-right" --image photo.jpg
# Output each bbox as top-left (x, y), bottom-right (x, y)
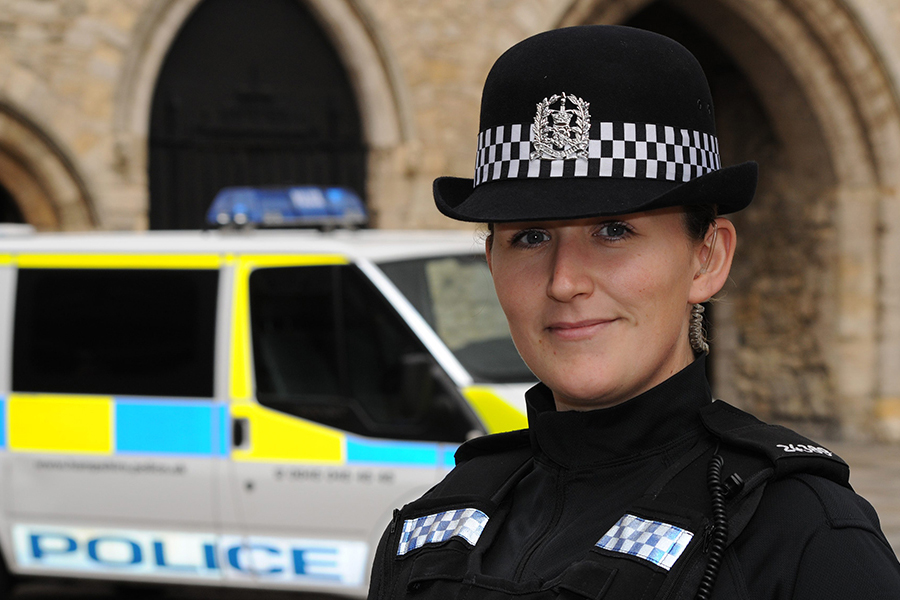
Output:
top-left (486, 208), bottom-right (732, 411)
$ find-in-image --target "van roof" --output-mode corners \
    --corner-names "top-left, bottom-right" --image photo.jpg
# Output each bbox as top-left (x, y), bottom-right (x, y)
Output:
top-left (0, 228), bottom-right (487, 263)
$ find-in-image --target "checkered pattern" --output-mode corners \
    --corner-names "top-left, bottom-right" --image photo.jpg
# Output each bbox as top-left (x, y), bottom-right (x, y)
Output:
top-left (396, 508), bottom-right (489, 556)
top-left (474, 122), bottom-right (720, 186)
top-left (595, 514), bottom-right (694, 571)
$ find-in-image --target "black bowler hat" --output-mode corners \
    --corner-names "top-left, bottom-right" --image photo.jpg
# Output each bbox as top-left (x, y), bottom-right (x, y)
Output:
top-left (434, 25), bottom-right (757, 222)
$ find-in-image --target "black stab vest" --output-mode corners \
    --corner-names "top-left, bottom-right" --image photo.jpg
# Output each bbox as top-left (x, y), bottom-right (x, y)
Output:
top-left (370, 401), bottom-right (850, 600)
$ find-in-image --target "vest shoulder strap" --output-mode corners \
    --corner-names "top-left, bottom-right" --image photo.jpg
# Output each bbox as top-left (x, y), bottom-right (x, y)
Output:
top-left (700, 400), bottom-right (850, 488)
top-left (454, 428), bottom-right (530, 465)
top-left (422, 431), bottom-right (532, 504)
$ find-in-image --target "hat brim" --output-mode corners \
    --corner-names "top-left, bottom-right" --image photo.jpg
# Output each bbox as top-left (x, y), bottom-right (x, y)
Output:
top-left (434, 161), bottom-right (757, 222)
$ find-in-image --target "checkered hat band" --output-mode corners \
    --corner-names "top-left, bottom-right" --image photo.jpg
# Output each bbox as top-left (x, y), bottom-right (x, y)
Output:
top-left (474, 122), bottom-right (720, 186)
top-left (596, 514), bottom-right (695, 571)
top-left (396, 508), bottom-right (489, 556)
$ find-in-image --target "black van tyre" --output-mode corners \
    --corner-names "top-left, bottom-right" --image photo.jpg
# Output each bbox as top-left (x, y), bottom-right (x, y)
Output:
top-left (0, 550), bottom-right (15, 598)
top-left (113, 582), bottom-right (166, 598)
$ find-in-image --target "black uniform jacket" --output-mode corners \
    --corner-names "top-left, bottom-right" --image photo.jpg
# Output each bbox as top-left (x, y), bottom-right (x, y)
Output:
top-left (368, 359), bottom-right (900, 599)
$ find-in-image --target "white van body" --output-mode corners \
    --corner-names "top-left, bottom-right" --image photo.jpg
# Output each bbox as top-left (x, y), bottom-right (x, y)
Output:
top-left (0, 229), bottom-right (533, 597)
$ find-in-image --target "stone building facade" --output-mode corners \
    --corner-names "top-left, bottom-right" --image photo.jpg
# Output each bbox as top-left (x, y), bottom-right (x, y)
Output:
top-left (2, 0), bottom-right (900, 441)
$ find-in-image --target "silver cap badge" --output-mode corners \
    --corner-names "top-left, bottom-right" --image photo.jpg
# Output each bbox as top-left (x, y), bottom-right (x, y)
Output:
top-left (530, 93), bottom-right (591, 160)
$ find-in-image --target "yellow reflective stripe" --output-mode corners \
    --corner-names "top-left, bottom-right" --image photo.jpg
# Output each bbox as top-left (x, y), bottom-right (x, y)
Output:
top-left (16, 254), bottom-right (222, 269)
top-left (8, 394), bottom-right (113, 454)
top-left (228, 254), bottom-right (347, 401)
top-left (230, 257), bottom-right (253, 401)
top-left (231, 403), bottom-right (344, 464)
top-left (234, 254), bottom-right (348, 269)
top-left (463, 386), bottom-right (528, 434)
top-left (0, 254), bottom-right (11, 265)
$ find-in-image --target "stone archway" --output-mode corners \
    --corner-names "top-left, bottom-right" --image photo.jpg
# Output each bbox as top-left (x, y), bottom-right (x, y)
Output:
top-left (148, 0), bottom-right (371, 229)
top-left (0, 102), bottom-right (95, 231)
top-left (558, 0), bottom-right (900, 440)
top-left (114, 0), bottom-right (411, 228)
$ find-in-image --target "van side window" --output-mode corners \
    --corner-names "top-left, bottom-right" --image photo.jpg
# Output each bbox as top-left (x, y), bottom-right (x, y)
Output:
top-left (13, 268), bottom-right (219, 398)
top-left (249, 265), bottom-right (478, 442)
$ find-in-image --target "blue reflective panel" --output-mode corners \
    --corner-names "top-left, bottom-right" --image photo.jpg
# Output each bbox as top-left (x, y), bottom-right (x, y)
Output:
top-left (442, 446), bottom-right (458, 469)
top-left (345, 437), bottom-right (438, 466)
top-left (215, 404), bottom-right (228, 456)
top-left (115, 400), bottom-right (215, 456)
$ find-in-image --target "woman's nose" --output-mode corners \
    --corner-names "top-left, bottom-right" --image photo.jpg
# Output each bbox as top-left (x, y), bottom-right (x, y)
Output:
top-left (547, 239), bottom-right (594, 302)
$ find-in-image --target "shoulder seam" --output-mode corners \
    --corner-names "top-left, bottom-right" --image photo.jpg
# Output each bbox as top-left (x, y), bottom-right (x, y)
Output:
top-left (792, 474), bottom-right (880, 532)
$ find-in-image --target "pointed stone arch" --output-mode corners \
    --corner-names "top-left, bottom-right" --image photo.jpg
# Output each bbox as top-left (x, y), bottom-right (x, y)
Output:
top-left (559, 0), bottom-right (900, 439)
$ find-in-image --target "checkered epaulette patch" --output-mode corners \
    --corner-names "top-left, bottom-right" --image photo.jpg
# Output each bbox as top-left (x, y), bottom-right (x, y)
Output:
top-left (596, 514), bottom-right (694, 571)
top-left (397, 508), bottom-right (489, 556)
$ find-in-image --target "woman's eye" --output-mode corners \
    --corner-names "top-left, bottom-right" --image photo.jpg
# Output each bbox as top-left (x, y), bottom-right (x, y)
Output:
top-left (512, 230), bottom-right (550, 246)
top-left (597, 222), bottom-right (632, 240)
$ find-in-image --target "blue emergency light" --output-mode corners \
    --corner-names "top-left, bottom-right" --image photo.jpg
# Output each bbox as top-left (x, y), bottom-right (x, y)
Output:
top-left (206, 186), bottom-right (368, 229)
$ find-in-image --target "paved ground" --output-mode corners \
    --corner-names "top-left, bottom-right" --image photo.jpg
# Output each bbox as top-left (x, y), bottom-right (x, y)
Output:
top-left (9, 441), bottom-right (900, 598)
top-left (11, 581), bottom-right (342, 599)
top-left (829, 441), bottom-right (900, 556)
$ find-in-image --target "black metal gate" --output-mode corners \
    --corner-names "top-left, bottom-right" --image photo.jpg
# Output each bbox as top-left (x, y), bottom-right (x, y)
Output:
top-left (149, 0), bottom-right (366, 230)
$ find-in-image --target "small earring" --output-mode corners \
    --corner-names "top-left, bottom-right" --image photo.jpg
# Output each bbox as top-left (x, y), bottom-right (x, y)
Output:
top-left (690, 303), bottom-right (709, 354)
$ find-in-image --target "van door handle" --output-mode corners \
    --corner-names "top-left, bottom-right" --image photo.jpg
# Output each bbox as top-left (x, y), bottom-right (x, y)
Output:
top-left (232, 417), bottom-right (250, 449)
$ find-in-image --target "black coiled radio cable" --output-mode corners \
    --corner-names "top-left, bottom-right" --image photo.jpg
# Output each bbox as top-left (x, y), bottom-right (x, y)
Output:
top-left (695, 453), bottom-right (728, 600)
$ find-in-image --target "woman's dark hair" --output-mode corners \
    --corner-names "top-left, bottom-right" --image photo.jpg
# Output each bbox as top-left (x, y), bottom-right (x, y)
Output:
top-left (682, 204), bottom-right (718, 242)
top-left (484, 205), bottom-right (717, 248)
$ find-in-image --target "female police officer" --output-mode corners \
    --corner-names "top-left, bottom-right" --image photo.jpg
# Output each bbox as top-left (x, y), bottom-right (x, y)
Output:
top-left (367, 25), bottom-right (900, 599)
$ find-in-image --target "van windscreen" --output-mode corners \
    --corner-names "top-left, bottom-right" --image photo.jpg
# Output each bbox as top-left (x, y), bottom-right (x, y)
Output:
top-left (378, 255), bottom-right (535, 384)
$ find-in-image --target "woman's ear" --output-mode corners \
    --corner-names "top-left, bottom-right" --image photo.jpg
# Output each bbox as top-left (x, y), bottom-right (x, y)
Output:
top-left (689, 217), bottom-right (736, 304)
top-left (485, 235), bottom-right (494, 274)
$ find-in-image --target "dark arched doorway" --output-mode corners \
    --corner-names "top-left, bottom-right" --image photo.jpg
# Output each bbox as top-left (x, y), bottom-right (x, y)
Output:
top-left (148, 0), bottom-right (366, 229)
top-left (0, 182), bottom-right (25, 223)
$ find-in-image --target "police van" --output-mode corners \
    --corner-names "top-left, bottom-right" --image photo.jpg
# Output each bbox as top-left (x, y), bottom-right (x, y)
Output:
top-left (0, 188), bottom-right (532, 596)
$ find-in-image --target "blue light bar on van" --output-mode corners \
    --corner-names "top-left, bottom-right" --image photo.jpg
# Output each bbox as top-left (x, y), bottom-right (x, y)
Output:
top-left (206, 186), bottom-right (368, 229)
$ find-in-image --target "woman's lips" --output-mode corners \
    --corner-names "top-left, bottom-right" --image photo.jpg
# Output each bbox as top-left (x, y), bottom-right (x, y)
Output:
top-left (546, 319), bottom-right (616, 340)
